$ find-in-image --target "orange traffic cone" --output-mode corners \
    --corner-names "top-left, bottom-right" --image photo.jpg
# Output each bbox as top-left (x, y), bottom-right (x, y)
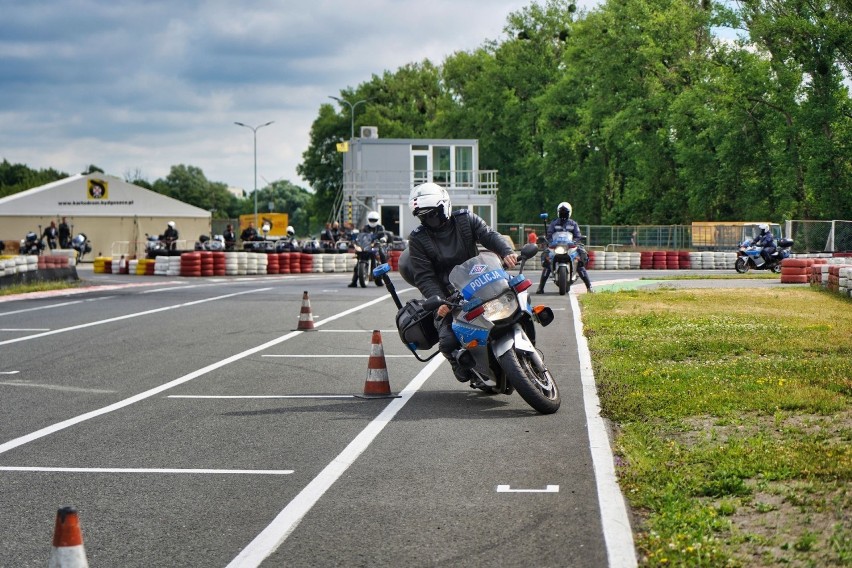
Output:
top-left (356, 330), bottom-right (401, 399)
top-left (48, 507), bottom-right (89, 568)
top-left (294, 290), bottom-right (316, 331)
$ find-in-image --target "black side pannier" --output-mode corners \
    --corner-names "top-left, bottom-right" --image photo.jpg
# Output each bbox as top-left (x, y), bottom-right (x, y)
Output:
top-left (395, 299), bottom-right (439, 352)
top-left (777, 238), bottom-right (794, 248)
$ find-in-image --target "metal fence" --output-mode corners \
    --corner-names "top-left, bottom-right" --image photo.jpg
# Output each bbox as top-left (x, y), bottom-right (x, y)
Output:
top-left (497, 220), bottom-right (852, 252)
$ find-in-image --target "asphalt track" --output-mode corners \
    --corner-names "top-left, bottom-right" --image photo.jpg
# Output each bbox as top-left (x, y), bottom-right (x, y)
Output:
top-left (0, 266), bottom-right (790, 567)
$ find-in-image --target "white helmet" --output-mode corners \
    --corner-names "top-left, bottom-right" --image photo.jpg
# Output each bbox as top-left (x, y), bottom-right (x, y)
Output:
top-left (758, 223), bottom-right (769, 233)
top-left (557, 202), bottom-right (572, 219)
top-left (286, 225), bottom-right (295, 236)
top-left (409, 182), bottom-right (451, 228)
top-left (167, 221), bottom-right (176, 228)
top-left (366, 211), bottom-right (380, 227)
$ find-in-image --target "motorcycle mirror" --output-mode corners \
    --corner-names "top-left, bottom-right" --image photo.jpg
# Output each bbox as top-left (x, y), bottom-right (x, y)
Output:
top-left (422, 295), bottom-right (444, 311)
top-left (539, 213), bottom-right (549, 220)
top-left (520, 243), bottom-right (539, 260)
top-left (372, 263), bottom-right (391, 277)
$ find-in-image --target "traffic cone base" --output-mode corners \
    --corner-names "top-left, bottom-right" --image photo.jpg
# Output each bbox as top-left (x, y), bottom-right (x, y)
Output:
top-left (48, 506), bottom-right (89, 568)
top-left (356, 330), bottom-right (400, 399)
top-left (294, 290), bottom-right (317, 331)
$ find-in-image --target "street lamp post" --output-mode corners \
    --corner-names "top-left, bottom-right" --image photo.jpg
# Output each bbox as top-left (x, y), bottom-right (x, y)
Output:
top-left (328, 96), bottom-right (369, 140)
top-left (234, 120), bottom-right (274, 227)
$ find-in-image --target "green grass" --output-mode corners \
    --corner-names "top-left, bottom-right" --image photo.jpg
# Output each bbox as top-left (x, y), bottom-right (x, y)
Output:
top-left (580, 287), bottom-right (852, 567)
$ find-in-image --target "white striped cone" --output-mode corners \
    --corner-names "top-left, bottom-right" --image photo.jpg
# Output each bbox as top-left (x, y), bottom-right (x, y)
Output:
top-left (295, 290), bottom-right (316, 331)
top-left (48, 507), bottom-right (89, 568)
top-left (356, 330), bottom-right (399, 399)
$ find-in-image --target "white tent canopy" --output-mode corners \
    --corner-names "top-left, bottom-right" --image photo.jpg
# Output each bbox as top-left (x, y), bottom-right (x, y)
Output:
top-left (0, 173), bottom-right (211, 258)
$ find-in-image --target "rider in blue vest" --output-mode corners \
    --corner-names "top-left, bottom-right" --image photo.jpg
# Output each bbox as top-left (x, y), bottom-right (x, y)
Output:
top-left (536, 202), bottom-right (593, 293)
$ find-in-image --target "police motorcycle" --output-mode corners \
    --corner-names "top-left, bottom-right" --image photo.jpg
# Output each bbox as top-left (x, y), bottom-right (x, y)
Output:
top-left (734, 238), bottom-right (794, 274)
top-left (194, 234), bottom-right (226, 251)
top-left (70, 233), bottom-right (92, 261)
top-left (19, 230), bottom-right (45, 255)
top-left (145, 233), bottom-right (168, 256)
top-left (353, 231), bottom-right (388, 287)
top-left (373, 243), bottom-right (560, 414)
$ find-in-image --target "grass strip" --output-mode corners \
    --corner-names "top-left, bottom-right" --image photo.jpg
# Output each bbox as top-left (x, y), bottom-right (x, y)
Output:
top-left (580, 287), bottom-right (851, 567)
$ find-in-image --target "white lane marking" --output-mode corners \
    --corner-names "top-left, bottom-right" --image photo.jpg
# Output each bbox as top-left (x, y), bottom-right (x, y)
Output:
top-left (168, 395), bottom-right (355, 399)
top-left (0, 467), bottom-right (293, 475)
top-left (0, 328), bottom-right (50, 331)
top-left (226, 355), bottom-right (444, 568)
top-left (261, 354), bottom-right (412, 358)
top-left (496, 485), bottom-right (559, 493)
top-left (0, 292), bottom-right (394, 457)
top-left (0, 371), bottom-right (20, 375)
top-left (0, 300), bottom-right (85, 316)
top-left (0, 288), bottom-right (271, 347)
top-left (570, 293), bottom-right (638, 568)
top-left (0, 381), bottom-right (115, 394)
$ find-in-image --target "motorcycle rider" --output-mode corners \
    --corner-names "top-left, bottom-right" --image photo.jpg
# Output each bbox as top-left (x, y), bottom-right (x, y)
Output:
top-left (537, 202), bottom-right (592, 294)
top-left (161, 221), bottom-right (179, 251)
top-left (348, 210), bottom-right (388, 287)
top-left (750, 223), bottom-right (776, 264)
top-left (406, 182), bottom-right (518, 382)
top-left (42, 221), bottom-right (59, 250)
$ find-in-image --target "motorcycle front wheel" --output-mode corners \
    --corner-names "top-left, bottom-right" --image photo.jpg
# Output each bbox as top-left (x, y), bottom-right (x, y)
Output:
top-left (357, 261), bottom-right (368, 287)
top-left (734, 257), bottom-right (750, 274)
top-left (498, 349), bottom-right (560, 414)
top-left (557, 265), bottom-right (568, 295)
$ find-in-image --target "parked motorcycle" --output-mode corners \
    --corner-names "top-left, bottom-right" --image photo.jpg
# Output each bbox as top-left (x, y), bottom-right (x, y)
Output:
top-left (734, 238), bottom-right (794, 274)
top-left (69, 233), bottom-right (92, 261)
top-left (373, 244), bottom-right (560, 414)
top-left (194, 234), bottom-right (225, 251)
top-left (145, 233), bottom-right (168, 257)
top-left (19, 231), bottom-right (44, 255)
top-left (543, 231), bottom-right (582, 295)
top-left (353, 231), bottom-right (388, 287)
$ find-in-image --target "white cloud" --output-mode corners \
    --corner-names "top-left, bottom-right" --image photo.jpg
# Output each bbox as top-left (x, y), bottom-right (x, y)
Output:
top-left (0, 0), bottom-right (599, 193)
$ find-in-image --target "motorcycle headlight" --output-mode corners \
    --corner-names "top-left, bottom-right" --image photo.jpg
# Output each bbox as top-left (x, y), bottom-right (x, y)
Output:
top-left (554, 246), bottom-right (567, 255)
top-left (481, 292), bottom-right (518, 322)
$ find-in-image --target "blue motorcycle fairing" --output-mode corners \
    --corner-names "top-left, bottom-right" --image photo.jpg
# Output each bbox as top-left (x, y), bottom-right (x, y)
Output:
top-left (452, 321), bottom-right (489, 346)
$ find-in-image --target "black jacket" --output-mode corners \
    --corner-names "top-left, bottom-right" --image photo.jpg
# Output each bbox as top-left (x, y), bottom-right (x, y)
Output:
top-left (407, 210), bottom-right (512, 299)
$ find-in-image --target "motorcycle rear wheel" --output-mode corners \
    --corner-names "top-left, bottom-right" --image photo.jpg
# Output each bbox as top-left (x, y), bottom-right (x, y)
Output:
top-left (498, 349), bottom-right (560, 414)
top-left (734, 257), bottom-right (750, 274)
top-left (771, 263), bottom-right (782, 274)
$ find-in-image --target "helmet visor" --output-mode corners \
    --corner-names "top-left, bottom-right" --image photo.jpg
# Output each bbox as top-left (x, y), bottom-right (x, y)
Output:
top-left (417, 208), bottom-right (445, 229)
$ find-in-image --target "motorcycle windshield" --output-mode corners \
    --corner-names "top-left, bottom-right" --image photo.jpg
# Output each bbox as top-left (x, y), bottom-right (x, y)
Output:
top-left (355, 233), bottom-right (373, 248)
top-left (449, 252), bottom-right (510, 301)
top-left (550, 232), bottom-right (574, 247)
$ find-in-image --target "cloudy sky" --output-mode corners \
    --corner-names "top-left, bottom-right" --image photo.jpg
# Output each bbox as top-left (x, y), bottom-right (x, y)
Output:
top-left (0, 0), bottom-right (600, 193)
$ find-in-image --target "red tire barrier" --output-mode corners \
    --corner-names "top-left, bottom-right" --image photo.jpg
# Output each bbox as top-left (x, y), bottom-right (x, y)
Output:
top-left (780, 274), bottom-right (809, 284)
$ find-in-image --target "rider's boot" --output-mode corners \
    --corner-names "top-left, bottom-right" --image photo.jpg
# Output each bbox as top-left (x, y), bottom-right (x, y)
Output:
top-left (581, 273), bottom-right (593, 293)
top-left (536, 269), bottom-right (547, 294)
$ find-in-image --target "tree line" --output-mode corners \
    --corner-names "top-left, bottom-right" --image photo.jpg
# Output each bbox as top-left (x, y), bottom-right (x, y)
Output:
top-left (305, 0), bottom-right (851, 225)
top-left (4, 0), bottom-right (850, 233)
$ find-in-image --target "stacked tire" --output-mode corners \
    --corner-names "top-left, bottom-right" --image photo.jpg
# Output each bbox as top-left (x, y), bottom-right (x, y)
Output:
top-left (180, 252), bottom-right (202, 277)
top-left (780, 258), bottom-right (810, 283)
